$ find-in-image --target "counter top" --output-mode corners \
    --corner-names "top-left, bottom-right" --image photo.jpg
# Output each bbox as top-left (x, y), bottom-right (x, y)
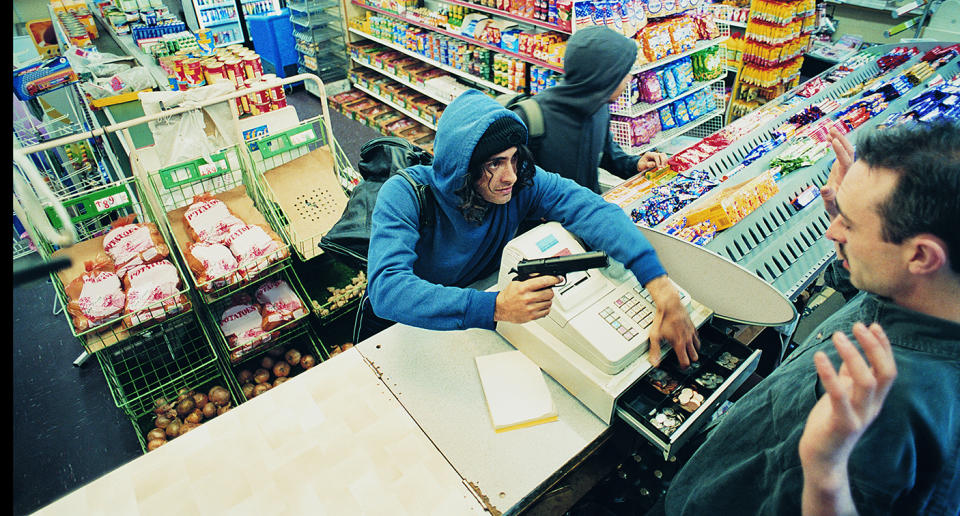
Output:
top-left (34, 349), bottom-right (487, 515)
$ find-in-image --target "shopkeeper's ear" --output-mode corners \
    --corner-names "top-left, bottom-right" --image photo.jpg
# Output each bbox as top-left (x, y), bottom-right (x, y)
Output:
top-left (905, 234), bottom-right (948, 276)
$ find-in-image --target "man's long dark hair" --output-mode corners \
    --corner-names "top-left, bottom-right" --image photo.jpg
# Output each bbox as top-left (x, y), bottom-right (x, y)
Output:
top-left (856, 119), bottom-right (960, 273)
top-left (454, 144), bottom-right (537, 224)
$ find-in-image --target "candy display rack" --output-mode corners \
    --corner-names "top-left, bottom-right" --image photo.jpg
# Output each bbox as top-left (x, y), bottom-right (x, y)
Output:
top-left (610, 42), bottom-right (959, 302)
top-left (290, 0), bottom-right (350, 86)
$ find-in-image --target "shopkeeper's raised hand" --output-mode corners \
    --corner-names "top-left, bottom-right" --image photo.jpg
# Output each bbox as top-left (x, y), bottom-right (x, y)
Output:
top-left (638, 151), bottom-right (669, 173)
top-left (646, 275), bottom-right (699, 368)
top-left (822, 127), bottom-right (855, 219)
top-left (494, 275), bottom-right (562, 324)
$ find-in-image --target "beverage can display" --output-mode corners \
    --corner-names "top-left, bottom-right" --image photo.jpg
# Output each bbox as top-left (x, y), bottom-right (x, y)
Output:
top-left (242, 54), bottom-right (262, 80)
top-left (223, 58), bottom-right (244, 88)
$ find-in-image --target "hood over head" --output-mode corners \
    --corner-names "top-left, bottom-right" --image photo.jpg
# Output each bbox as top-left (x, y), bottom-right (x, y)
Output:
top-left (421, 90), bottom-right (528, 210)
top-left (548, 25), bottom-right (638, 115)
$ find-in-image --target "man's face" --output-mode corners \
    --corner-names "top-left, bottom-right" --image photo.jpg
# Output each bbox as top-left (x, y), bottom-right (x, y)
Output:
top-left (608, 73), bottom-right (632, 102)
top-left (474, 146), bottom-right (519, 204)
top-left (824, 161), bottom-right (909, 297)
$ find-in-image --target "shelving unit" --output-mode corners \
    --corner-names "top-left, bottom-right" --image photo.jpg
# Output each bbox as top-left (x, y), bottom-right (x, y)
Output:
top-left (349, 0), bottom-right (565, 72)
top-left (347, 27), bottom-right (514, 94)
top-left (291, 0), bottom-right (350, 87)
top-left (438, 0), bottom-right (573, 33)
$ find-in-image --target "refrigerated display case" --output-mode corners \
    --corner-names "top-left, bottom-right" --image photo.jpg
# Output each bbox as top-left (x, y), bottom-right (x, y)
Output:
top-left (183, 0), bottom-right (249, 48)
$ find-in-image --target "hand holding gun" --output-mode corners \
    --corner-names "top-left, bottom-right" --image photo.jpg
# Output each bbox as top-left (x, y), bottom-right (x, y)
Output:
top-left (510, 251), bottom-right (610, 286)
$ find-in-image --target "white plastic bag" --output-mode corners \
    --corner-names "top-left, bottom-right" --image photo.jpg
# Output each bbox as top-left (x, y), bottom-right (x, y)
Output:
top-left (139, 81), bottom-right (240, 168)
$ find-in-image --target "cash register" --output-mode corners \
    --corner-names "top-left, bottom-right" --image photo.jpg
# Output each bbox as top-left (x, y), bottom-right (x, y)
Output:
top-left (496, 222), bottom-right (797, 456)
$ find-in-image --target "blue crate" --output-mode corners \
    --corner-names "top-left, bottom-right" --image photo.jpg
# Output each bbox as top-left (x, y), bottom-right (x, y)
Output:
top-left (246, 8), bottom-right (298, 72)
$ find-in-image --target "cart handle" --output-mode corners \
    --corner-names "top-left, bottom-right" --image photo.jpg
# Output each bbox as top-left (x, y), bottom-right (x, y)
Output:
top-left (13, 145), bottom-right (79, 249)
top-left (15, 73), bottom-right (336, 157)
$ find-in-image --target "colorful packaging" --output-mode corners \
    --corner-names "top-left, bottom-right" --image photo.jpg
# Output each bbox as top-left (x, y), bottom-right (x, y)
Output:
top-left (674, 100), bottom-right (691, 125)
top-left (659, 104), bottom-right (677, 129)
top-left (639, 70), bottom-right (663, 102)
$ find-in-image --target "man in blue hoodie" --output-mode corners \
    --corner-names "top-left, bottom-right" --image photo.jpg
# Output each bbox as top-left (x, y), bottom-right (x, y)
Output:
top-left (516, 25), bottom-right (667, 194)
top-left (364, 90), bottom-right (700, 367)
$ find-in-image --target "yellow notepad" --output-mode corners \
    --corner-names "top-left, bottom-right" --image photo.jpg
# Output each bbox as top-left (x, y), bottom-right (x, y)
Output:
top-left (475, 350), bottom-right (559, 433)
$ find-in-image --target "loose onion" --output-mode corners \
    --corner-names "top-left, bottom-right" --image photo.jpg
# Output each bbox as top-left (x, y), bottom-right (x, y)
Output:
top-left (237, 369), bottom-right (254, 385)
top-left (209, 386), bottom-right (231, 407)
top-left (176, 398), bottom-right (196, 418)
top-left (253, 383), bottom-right (270, 397)
top-left (273, 361), bottom-right (290, 378)
top-left (147, 428), bottom-right (166, 442)
top-left (253, 369), bottom-right (271, 385)
top-left (284, 349), bottom-right (301, 367)
top-left (300, 355), bottom-right (316, 369)
top-left (185, 409), bottom-right (203, 425)
top-left (193, 393), bottom-right (208, 409)
top-left (274, 376), bottom-right (290, 387)
top-left (147, 439), bottom-right (166, 451)
top-left (241, 383), bottom-right (255, 399)
top-left (217, 404), bottom-right (232, 416)
top-left (155, 414), bottom-right (171, 429)
top-left (165, 418), bottom-right (182, 438)
top-left (260, 356), bottom-right (275, 370)
top-left (202, 402), bottom-right (217, 419)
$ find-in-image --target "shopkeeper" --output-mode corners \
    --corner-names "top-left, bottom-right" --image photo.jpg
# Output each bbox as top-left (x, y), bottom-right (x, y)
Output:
top-left (361, 89), bottom-right (700, 367)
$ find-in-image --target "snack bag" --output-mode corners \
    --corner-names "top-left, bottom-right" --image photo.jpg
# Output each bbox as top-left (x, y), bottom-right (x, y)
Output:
top-left (662, 66), bottom-right (679, 98)
top-left (674, 101), bottom-right (691, 125)
top-left (256, 279), bottom-right (308, 331)
top-left (102, 214), bottom-right (169, 279)
top-left (659, 105), bottom-right (677, 129)
top-left (183, 193), bottom-right (245, 245)
top-left (122, 259), bottom-right (190, 328)
top-left (184, 241), bottom-right (241, 292)
top-left (65, 258), bottom-right (126, 332)
top-left (685, 95), bottom-right (702, 120)
top-left (224, 224), bottom-right (287, 277)
top-left (639, 70), bottom-right (663, 102)
top-left (220, 294), bottom-right (270, 349)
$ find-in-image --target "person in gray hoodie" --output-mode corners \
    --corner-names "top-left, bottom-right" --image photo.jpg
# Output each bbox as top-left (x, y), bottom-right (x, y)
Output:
top-left (518, 25), bottom-right (667, 194)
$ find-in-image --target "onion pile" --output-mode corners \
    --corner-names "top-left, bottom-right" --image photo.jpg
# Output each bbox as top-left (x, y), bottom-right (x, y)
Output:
top-left (145, 385), bottom-right (233, 452)
top-left (236, 345), bottom-right (318, 399)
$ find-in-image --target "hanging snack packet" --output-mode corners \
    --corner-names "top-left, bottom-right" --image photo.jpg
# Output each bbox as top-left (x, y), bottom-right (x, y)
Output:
top-left (183, 193), bottom-right (245, 245)
top-left (65, 258), bottom-right (126, 332)
top-left (256, 279), bottom-right (308, 331)
top-left (122, 259), bottom-right (190, 328)
top-left (184, 241), bottom-right (241, 292)
top-left (659, 104), bottom-right (677, 129)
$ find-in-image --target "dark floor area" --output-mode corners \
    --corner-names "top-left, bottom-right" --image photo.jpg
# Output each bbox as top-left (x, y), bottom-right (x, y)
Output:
top-left (11, 85), bottom-right (381, 516)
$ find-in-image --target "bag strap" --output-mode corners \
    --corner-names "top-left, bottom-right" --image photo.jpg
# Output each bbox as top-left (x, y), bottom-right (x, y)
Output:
top-left (395, 169), bottom-right (435, 228)
top-left (512, 98), bottom-right (545, 140)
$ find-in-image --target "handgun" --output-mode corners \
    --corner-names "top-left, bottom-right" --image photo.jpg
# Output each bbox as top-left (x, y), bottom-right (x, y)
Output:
top-left (510, 251), bottom-right (609, 285)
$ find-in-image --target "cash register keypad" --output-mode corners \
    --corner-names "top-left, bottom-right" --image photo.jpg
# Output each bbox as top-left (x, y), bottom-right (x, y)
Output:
top-left (599, 285), bottom-right (690, 342)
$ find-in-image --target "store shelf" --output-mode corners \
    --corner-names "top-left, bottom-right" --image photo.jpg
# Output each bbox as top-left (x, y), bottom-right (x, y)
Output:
top-left (439, 0), bottom-right (572, 34)
top-left (619, 107), bottom-right (726, 156)
top-left (197, 1), bottom-right (237, 9)
top-left (203, 17), bottom-right (241, 28)
top-left (349, 28), bottom-right (514, 94)
top-left (351, 56), bottom-right (453, 105)
top-left (717, 19), bottom-right (747, 28)
top-left (610, 77), bottom-right (725, 118)
top-left (353, 83), bottom-right (439, 130)
top-left (630, 36), bottom-right (729, 75)
top-left (352, 1), bottom-right (565, 73)
top-left (288, 0), bottom-right (340, 13)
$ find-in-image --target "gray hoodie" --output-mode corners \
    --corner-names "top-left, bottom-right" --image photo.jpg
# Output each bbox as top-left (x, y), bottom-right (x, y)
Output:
top-left (523, 26), bottom-right (642, 193)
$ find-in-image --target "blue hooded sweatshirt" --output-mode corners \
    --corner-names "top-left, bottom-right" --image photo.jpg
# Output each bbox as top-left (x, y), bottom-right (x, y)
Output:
top-left (366, 90), bottom-right (667, 331)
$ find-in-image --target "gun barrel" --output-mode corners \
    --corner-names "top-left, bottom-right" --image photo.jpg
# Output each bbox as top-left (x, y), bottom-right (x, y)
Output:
top-left (515, 251), bottom-right (609, 278)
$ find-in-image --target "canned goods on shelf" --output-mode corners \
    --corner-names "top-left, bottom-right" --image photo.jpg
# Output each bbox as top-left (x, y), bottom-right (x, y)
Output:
top-left (251, 101), bottom-right (271, 117)
top-left (223, 58), bottom-right (244, 88)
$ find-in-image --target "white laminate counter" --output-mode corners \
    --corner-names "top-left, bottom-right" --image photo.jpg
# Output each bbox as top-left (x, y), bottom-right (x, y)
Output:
top-left (33, 349), bottom-right (487, 515)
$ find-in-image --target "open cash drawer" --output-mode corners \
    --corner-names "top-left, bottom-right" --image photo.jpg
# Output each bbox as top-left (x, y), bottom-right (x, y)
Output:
top-left (616, 325), bottom-right (761, 457)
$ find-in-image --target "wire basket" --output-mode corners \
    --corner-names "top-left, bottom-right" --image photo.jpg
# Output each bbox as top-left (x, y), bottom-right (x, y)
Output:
top-left (244, 116), bottom-right (360, 261)
top-left (127, 365), bottom-right (240, 453)
top-left (31, 177), bottom-right (195, 354)
top-left (138, 144), bottom-right (295, 304)
top-left (200, 267), bottom-right (317, 365)
top-left (96, 310), bottom-right (223, 419)
top-left (293, 253), bottom-right (367, 324)
top-left (225, 322), bottom-right (327, 404)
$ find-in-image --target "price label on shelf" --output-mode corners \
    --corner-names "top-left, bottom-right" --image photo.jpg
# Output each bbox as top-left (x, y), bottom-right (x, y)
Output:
top-left (94, 192), bottom-right (130, 212)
